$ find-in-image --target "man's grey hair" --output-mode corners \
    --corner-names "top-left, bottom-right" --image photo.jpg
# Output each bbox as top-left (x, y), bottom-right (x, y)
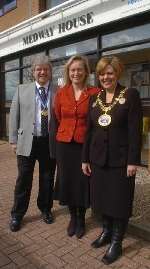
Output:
top-left (32, 54), bottom-right (52, 71)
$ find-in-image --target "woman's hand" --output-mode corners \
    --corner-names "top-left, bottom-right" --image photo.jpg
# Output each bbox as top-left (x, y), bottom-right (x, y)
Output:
top-left (127, 165), bottom-right (138, 177)
top-left (82, 163), bottom-right (91, 176)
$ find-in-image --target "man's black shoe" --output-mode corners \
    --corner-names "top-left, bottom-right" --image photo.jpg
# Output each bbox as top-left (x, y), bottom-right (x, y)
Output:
top-left (9, 218), bottom-right (21, 232)
top-left (42, 212), bottom-right (54, 224)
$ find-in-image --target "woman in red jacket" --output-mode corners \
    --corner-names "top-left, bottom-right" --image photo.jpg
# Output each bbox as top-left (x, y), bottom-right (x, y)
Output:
top-left (54, 55), bottom-right (99, 238)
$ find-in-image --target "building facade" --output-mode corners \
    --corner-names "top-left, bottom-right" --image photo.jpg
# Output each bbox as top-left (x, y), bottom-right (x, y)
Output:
top-left (0, 0), bottom-right (150, 170)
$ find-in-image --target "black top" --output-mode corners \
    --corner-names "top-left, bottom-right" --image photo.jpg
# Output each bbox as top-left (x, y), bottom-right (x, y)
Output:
top-left (82, 84), bottom-right (143, 167)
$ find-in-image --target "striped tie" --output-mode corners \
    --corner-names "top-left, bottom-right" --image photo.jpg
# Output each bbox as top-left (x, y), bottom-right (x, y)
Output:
top-left (39, 87), bottom-right (48, 136)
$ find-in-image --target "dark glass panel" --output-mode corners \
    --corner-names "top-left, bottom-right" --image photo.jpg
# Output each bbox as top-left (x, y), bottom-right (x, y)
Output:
top-left (46, 0), bottom-right (69, 9)
top-left (102, 24), bottom-right (150, 48)
top-left (4, 0), bottom-right (16, 13)
top-left (5, 59), bottom-right (19, 71)
top-left (5, 70), bottom-right (19, 101)
top-left (49, 38), bottom-right (97, 60)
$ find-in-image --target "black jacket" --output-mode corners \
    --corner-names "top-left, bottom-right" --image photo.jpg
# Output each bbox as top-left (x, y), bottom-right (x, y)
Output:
top-left (82, 84), bottom-right (143, 167)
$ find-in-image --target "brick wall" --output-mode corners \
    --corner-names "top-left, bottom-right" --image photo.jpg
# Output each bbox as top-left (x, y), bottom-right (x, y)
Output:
top-left (0, 0), bottom-right (45, 32)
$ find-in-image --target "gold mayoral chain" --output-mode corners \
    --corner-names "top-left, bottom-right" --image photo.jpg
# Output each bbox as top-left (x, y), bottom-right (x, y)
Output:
top-left (96, 87), bottom-right (127, 127)
top-left (41, 109), bottom-right (48, 117)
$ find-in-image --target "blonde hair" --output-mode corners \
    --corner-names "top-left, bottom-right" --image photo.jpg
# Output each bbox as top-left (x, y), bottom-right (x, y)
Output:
top-left (96, 56), bottom-right (124, 79)
top-left (64, 55), bottom-right (90, 85)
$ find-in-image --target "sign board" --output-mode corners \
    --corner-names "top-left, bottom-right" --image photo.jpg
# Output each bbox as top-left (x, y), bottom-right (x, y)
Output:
top-left (0, 0), bottom-right (150, 57)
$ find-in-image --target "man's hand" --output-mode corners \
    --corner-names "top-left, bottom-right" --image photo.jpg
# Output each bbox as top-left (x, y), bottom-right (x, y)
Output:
top-left (127, 165), bottom-right (138, 177)
top-left (82, 163), bottom-right (91, 176)
top-left (11, 144), bottom-right (17, 154)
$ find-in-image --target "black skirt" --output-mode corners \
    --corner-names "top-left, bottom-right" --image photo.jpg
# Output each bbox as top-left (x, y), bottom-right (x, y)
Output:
top-left (90, 164), bottom-right (135, 219)
top-left (55, 141), bottom-right (90, 208)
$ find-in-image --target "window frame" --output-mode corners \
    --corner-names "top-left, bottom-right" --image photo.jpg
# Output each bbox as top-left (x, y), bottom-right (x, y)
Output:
top-left (0, 0), bottom-right (17, 17)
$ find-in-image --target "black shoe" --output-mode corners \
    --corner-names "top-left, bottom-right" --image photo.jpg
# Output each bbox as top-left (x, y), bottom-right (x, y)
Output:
top-left (67, 217), bottom-right (77, 237)
top-left (42, 212), bottom-right (54, 224)
top-left (76, 219), bottom-right (85, 239)
top-left (76, 224), bottom-right (85, 239)
top-left (101, 241), bottom-right (122, 265)
top-left (9, 217), bottom-right (22, 232)
top-left (91, 232), bottom-right (111, 248)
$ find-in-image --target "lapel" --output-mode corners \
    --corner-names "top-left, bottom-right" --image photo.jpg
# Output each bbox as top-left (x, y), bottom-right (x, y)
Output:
top-left (112, 84), bottom-right (122, 102)
top-left (65, 85), bottom-right (76, 105)
top-left (65, 85), bottom-right (91, 106)
top-left (27, 82), bottom-right (36, 119)
top-left (77, 87), bottom-right (91, 106)
top-left (27, 82), bottom-right (36, 108)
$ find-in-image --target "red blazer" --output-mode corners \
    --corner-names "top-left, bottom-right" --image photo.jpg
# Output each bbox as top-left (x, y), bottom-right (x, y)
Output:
top-left (54, 85), bottom-right (100, 143)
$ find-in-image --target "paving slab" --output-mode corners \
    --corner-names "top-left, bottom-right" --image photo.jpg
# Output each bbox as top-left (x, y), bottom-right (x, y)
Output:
top-left (0, 142), bottom-right (150, 269)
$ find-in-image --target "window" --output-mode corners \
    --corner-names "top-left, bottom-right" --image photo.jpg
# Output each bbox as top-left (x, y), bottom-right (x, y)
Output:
top-left (142, 116), bottom-right (150, 169)
top-left (0, 0), bottom-right (17, 16)
top-left (5, 70), bottom-right (19, 101)
top-left (49, 38), bottom-right (97, 60)
top-left (4, 59), bottom-right (19, 102)
top-left (52, 61), bottom-right (66, 87)
top-left (46, 0), bottom-right (69, 9)
top-left (5, 58), bottom-right (19, 71)
top-left (23, 52), bottom-right (45, 66)
top-left (103, 47), bottom-right (150, 99)
top-left (102, 23), bottom-right (150, 49)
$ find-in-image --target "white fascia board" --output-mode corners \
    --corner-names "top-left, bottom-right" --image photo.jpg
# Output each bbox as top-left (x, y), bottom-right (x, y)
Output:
top-left (0, 0), bottom-right (150, 58)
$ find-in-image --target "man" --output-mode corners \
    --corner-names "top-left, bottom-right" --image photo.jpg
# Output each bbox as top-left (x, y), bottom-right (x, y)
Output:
top-left (9, 55), bottom-right (56, 232)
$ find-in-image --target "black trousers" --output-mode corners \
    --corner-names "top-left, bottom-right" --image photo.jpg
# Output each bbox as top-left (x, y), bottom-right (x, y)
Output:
top-left (11, 136), bottom-right (56, 219)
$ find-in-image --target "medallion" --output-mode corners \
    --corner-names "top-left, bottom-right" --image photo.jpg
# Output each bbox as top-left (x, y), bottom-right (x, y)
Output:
top-left (41, 110), bottom-right (48, 117)
top-left (119, 97), bottom-right (126, 104)
top-left (96, 88), bottom-right (127, 127)
top-left (98, 114), bottom-right (111, 127)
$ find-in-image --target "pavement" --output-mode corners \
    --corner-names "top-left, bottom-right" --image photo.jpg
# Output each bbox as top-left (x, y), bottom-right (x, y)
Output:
top-left (0, 142), bottom-right (150, 269)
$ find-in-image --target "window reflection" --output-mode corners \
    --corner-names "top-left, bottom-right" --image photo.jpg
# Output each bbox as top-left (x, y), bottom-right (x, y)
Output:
top-left (49, 38), bottom-right (97, 60)
top-left (102, 42), bottom-right (150, 56)
top-left (5, 70), bottom-right (19, 101)
top-left (0, 8), bottom-right (3, 16)
top-left (4, 0), bottom-right (17, 13)
top-left (102, 23), bottom-right (150, 48)
top-left (23, 67), bottom-right (34, 83)
top-left (53, 61), bottom-right (66, 87)
top-left (122, 63), bottom-right (150, 99)
top-left (46, 0), bottom-right (69, 9)
top-left (142, 117), bottom-right (150, 170)
top-left (5, 59), bottom-right (19, 71)
top-left (23, 52), bottom-right (45, 66)
top-left (0, 0), bottom-right (16, 17)
top-left (103, 47), bottom-right (150, 99)
top-left (88, 55), bottom-right (97, 86)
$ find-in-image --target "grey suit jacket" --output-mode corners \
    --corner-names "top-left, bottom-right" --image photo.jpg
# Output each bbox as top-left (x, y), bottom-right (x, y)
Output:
top-left (9, 82), bottom-right (56, 156)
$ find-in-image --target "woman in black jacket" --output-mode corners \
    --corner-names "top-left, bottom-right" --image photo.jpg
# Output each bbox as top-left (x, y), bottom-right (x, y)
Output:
top-left (82, 56), bottom-right (143, 265)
